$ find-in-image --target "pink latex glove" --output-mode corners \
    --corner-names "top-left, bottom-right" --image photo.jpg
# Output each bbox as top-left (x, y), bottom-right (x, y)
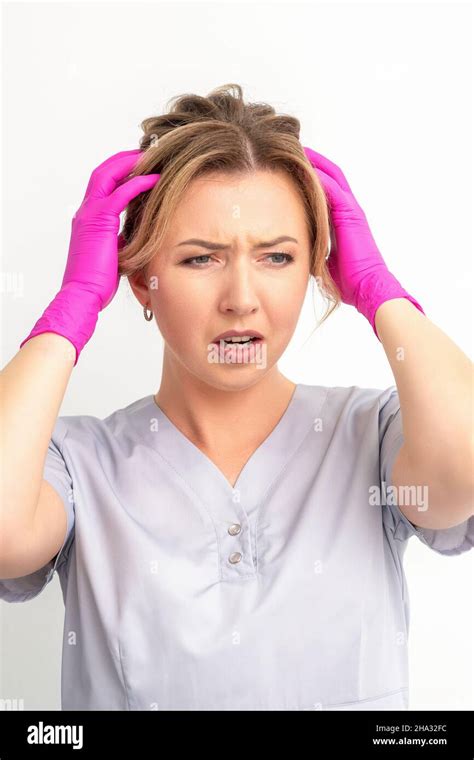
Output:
top-left (303, 146), bottom-right (425, 339)
top-left (19, 150), bottom-right (160, 366)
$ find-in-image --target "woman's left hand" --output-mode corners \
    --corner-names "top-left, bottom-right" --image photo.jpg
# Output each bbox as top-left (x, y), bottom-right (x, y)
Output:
top-left (303, 146), bottom-right (425, 339)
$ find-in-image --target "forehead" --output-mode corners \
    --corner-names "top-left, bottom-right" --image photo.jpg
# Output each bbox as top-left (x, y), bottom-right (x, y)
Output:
top-left (165, 169), bottom-right (308, 243)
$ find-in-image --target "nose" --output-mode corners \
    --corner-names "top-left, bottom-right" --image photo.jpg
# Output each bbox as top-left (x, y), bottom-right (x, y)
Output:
top-left (217, 260), bottom-right (260, 316)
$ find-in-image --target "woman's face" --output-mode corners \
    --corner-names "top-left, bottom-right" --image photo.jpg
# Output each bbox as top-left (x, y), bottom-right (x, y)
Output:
top-left (129, 169), bottom-right (312, 391)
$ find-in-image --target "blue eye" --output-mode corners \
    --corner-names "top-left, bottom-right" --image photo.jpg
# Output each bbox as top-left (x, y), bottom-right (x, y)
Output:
top-left (266, 252), bottom-right (294, 266)
top-left (181, 255), bottom-right (212, 266)
top-left (180, 252), bottom-right (295, 267)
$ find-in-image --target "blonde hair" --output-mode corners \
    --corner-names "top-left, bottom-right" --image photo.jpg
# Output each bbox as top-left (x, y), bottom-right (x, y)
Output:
top-left (119, 83), bottom-right (340, 325)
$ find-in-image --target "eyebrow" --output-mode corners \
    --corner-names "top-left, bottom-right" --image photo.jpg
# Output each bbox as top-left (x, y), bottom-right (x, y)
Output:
top-left (176, 235), bottom-right (298, 250)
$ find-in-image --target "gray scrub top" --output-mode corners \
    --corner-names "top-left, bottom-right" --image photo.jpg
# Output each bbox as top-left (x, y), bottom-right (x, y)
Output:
top-left (1, 383), bottom-right (472, 711)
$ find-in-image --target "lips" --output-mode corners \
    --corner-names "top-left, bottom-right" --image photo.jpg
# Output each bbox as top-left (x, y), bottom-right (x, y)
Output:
top-left (211, 329), bottom-right (264, 343)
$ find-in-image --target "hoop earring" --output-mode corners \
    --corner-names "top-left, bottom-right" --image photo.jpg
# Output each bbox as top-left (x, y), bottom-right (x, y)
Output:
top-left (143, 304), bottom-right (153, 321)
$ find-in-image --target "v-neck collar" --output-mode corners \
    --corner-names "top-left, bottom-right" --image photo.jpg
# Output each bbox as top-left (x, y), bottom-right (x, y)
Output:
top-left (137, 383), bottom-right (328, 517)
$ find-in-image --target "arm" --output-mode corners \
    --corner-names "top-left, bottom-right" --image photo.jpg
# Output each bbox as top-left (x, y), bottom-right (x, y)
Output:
top-left (375, 298), bottom-right (474, 530)
top-left (1, 150), bottom-right (159, 576)
top-left (303, 147), bottom-right (473, 531)
top-left (0, 334), bottom-right (75, 575)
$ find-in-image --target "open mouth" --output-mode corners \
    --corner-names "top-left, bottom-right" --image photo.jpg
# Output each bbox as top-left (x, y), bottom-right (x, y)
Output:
top-left (212, 337), bottom-right (263, 346)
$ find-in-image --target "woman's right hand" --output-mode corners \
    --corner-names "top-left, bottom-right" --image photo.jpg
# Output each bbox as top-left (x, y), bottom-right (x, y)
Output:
top-left (19, 150), bottom-right (160, 366)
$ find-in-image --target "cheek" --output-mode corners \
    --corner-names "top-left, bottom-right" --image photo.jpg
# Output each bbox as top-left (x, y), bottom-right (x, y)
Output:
top-left (153, 268), bottom-right (209, 308)
top-left (152, 283), bottom-right (210, 348)
top-left (265, 280), bottom-right (306, 320)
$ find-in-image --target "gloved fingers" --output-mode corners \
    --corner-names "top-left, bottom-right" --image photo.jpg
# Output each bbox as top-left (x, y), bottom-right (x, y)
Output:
top-left (88, 149), bottom-right (142, 175)
top-left (308, 162), bottom-right (346, 214)
top-left (108, 174), bottom-right (160, 215)
top-left (82, 150), bottom-right (146, 200)
top-left (303, 146), bottom-right (352, 193)
top-left (306, 155), bottom-right (367, 224)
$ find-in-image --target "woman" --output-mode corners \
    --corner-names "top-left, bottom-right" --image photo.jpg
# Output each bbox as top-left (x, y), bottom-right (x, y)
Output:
top-left (1, 84), bottom-right (472, 711)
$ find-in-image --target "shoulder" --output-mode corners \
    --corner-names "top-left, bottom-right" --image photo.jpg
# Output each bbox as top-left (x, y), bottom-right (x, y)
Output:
top-left (298, 382), bottom-right (398, 419)
top-left (51, 394), bottom-right (154, 451)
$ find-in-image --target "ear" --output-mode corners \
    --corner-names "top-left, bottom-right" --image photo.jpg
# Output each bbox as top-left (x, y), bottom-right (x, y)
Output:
top-left (127, 269), bottom-right (149, 308)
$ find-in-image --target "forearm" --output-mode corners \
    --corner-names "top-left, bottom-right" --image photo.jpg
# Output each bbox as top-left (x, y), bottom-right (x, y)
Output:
top-left (0, 333), bottom-right (75, 536)
top-left (375, 298), bottom-right (474, 501)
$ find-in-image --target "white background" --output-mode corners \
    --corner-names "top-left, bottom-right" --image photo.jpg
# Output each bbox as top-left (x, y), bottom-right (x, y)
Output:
top-left (0, 0), bottom-right (472, 710)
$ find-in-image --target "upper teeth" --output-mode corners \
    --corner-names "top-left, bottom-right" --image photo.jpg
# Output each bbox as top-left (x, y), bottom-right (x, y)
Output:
top-left (222, 335), bottom-right (254, 342)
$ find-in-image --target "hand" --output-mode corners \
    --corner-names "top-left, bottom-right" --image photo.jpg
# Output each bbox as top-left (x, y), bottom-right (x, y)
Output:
top-left (20, 150), bottom-right (160, 365)
top-left (303, 146), bottom-right (425, 339)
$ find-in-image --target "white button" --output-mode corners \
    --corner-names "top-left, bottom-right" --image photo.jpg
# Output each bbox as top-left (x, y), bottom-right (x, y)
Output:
top-left (228, 523), bottom-right (241, 536)
top-left (229, 552), bottom-right (242, 564)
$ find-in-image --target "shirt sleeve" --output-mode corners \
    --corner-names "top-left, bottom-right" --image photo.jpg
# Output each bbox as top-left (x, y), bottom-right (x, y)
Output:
top-left (379, 386), bottom-right (473, 557)
top-left (0, 417), bottom-right (76, 603)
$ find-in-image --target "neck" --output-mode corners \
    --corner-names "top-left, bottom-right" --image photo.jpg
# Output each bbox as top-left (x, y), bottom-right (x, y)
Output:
top-left (154, 358), bottom-right (296, 451)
